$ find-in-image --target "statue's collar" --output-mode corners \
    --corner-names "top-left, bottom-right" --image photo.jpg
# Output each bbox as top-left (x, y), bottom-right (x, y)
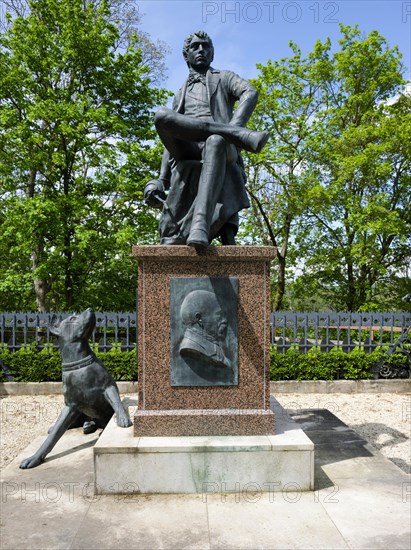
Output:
top-left (186, 67), bottom-right (219, 79)
top-left (187, 69), bottom-right (206, 86)
top-left (62, 354), bottom-right (95, 372)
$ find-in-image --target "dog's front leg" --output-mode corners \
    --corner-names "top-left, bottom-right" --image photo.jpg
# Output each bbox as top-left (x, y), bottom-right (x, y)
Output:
top-left (104, 386), bottom-right (132, 427)
top-left (20, 406), bottom-right (81, 469)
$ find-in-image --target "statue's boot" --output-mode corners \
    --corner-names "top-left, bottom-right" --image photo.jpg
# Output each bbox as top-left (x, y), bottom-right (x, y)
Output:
top-left (241, 129), bottom-right (270, 154)
top-left (219, 126), bottom-right (269, 153)
top-left (187, 135), bottom-right (227, 248)
top-left (187, 227), bottom-right (209, 249)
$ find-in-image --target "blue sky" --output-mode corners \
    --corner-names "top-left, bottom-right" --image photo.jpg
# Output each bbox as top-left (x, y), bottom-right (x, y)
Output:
top-left (136, 0), bottom-right (411, 93)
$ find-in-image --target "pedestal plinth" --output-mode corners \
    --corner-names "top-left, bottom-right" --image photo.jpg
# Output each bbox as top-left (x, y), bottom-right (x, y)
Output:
top-left (94, 397), bottom-right (314, 494)
top-left (132, 245), bottom-right (277, 436)
top-left (93, 245), bottom-right (315, 494)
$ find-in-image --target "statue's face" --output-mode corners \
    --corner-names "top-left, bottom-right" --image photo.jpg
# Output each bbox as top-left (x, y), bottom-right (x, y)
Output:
top-left (200, 304), bottom-right (228, 340)
top-left (186, 36), bottom-right (213, 71)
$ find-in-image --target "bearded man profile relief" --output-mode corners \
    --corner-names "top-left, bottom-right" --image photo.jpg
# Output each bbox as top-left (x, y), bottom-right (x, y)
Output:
top-left (179, 290), bottom-right (231, 369)
top-left (145, 30), bottom-right (269, 249)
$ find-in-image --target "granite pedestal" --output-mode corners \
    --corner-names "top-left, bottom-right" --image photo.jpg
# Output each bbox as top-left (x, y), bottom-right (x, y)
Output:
top-left (93, 245), bottom-right (314, 494)
top-left (132, 245), bottom-right (276, 436)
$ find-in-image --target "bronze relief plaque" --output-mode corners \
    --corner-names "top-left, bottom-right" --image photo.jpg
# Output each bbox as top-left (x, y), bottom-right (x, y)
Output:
top-left (170, 277), bottom-right (238, 386)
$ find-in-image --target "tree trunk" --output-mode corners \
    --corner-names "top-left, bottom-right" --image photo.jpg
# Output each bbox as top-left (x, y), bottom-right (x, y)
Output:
top-left (346, 261), bottom-right (356, 311)
top-left (273, 254), bottom-right (286, 311)
top-left (273, 211), bottom-right (292, 311)
top-left (31, 243), bottom-right (48, 312)
top-left (27, 169), bottom-right (49, 312)
top-left (63, 225), bottom-right (75, 308)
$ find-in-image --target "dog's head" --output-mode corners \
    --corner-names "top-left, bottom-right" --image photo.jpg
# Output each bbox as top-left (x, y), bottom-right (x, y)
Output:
top-left (49, 308), bottom-right (96, 343)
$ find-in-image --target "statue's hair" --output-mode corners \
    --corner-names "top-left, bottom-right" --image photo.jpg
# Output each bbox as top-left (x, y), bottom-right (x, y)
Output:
top-left (180, 290), bottom-right (218, 326)
top-left (182, 30), bottom-right (214, 65)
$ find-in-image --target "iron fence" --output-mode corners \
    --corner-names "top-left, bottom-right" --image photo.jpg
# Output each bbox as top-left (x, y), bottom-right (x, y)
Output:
top-left (1, 311), bottom-right (411, 353)
top-left (0, 312), bottom-right (136, 352)
top-left (271, 311), bottom-right (411, 353)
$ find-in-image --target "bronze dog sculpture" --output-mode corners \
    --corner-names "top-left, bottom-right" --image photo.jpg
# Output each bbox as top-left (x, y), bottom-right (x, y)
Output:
top-left (20, 308), bottom-right (132, 469)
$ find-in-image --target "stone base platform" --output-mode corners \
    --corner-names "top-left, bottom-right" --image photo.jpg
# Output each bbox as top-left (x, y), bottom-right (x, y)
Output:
top-left (134, 408), bottom-right (275, 436)
top-left (94, 399), bottom-right (314, 494)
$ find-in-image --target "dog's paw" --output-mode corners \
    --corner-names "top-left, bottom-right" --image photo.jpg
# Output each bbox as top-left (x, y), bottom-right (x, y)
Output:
top-left (116, 413), bottom-right (132, 428)
top-left (83, 420), bottom-right (98, 434)
top-left (19, 455), bottom-right (44, 469)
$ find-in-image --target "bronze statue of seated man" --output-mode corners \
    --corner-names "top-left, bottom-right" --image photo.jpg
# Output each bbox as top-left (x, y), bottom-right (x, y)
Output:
top-left (145, 30), bottom-right (269, 249)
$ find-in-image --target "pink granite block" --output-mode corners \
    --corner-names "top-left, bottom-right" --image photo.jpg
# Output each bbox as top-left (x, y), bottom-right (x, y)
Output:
top-left (134, 408), bottom-right (275, 437)
top-left (133, 245), bottom-right (276, 421)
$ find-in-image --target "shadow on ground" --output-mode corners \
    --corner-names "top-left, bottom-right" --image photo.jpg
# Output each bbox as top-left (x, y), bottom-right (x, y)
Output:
top-left (288, 409), bottom-right (375, 489)
top-left (350, 422), bottom-right (410, 474)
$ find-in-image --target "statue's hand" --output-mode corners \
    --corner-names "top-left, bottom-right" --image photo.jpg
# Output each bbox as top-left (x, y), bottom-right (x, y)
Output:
top-left (144, 180), bottom-right (166, 209)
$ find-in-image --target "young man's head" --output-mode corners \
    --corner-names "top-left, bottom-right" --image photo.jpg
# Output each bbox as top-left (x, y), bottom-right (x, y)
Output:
top-left (182, 31), bottom-right (214, 71)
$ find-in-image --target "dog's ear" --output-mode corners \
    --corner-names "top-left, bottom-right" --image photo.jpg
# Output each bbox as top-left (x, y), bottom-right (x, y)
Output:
top-left (48, 314), bottom-right (62, 336)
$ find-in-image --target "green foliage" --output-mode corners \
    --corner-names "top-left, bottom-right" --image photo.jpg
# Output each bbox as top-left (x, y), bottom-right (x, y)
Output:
top-left (0, 347), bottom-right (62, 382)
top-left (243, 24), bottom-right (410, 312)
top-left (375, 345), bottom-right (411, 375)
top-left (240, 39), bottom-right (328, 309)
top-left (384, 349), bottom-right (410, 370)
top-left (94, 348), bottom-right (137, 381)
top-left (0, 347), bottom-right (137, 382)
top-left (0, 346), bottom-right (406, 383)
top-left (0, 0), bottom-right (169, 312)
top-left (270, 347), bottom-right (381, 380)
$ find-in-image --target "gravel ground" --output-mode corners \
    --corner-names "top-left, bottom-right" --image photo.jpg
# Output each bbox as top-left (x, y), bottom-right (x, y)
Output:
top-left (1, 392), bottom-right (410, 474)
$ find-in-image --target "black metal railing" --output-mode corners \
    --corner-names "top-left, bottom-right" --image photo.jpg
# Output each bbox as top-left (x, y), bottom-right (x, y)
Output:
top-left (271, 311), bottom-right (411, 353)
top-left (1, 311), bottom-right (411, 353)
top-left (0, 312), bottom-right (136, 352)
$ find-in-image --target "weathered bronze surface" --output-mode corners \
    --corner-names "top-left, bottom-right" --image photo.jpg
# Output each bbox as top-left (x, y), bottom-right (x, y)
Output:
top-left (170, 277), bottom-right (238, 386)
top-left (145, 30), bottom-right (269, 248)
top-left (19, 308), bottom-right (131, 469)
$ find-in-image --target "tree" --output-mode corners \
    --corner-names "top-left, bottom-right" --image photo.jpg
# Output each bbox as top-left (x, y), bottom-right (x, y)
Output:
top-left (240, 39), bottom-right (331, 310)
top-left (296, 26), bottom-right (410, 311)
top-left (0, 0), bottom-right (168, 311)
top-left (0, 0), bottom-right (170, 83)
top-left (243, 25), bottom-right (410, 311)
